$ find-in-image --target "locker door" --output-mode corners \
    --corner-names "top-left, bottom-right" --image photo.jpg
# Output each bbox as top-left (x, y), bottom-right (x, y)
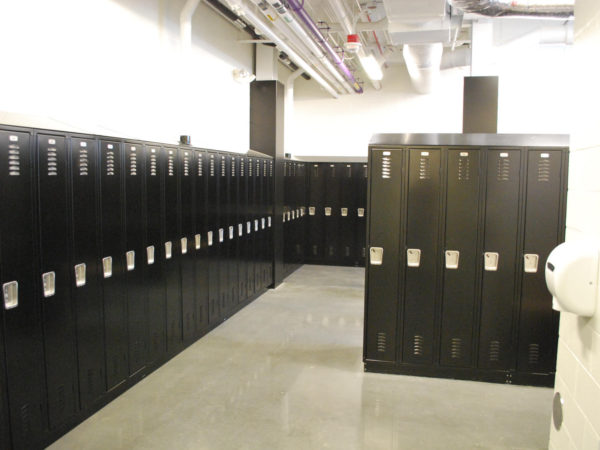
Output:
top-left (194, 150), bottom-right (209, 333)
top-left (364, 149), bottom-right (404, 363)
top-left (478, 149), bottom-right (522, 370)
top-left (99, 140), bottom-right (128, 390)
top-left (247, 158), bottom-right (256, 296)
top-left (324, 164), bottom-right (341, 264)
top-left (207, 152), bottom-right (220, 322)
top-left (218, 154), bottom-right (230, 313)
top-left (306, 163), bottom-right (325, 262)
top-left (254, 159), bottom-right (262, 290)
top-left (37, 134), bottom-right (78, 430)
top-left (230, 156), bottom-right (240, 306)
top-left (340, 163), bottom-right (355, 266)
top-left (354, 163), bottom-right (368, 266)
top-left (238, 157), bottom-right (248, 302)
top-left (164, 147), bottom-right (183, 353)
top-left (260, 159), bottom-right (269, 287)
top-left (0, 319), bottom-right (9, 449)
top-left (124, 143), bottom-right (148, 375)
top-left (0, 129), bottom-right (47, 448)
top-left (294, 162), bottom-right (305, 266)
top-left (283, 161), bottom-right (290, 270)
top-left (440, 149), bottom-right (482, 367)
top-left (517, 149), bottom-right (563, 373)
top-left (70, 136), bottom-right (106, 408)
top-left (145, 145), bottom-right (167, 364)
top-left (180, 148), bottom-right (196, 343)
top-left (266, 159), bottom-right (274, 285)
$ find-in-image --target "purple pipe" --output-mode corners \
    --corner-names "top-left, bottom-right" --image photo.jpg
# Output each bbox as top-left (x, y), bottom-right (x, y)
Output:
top-left (286, 0), bottom-right (363, 93)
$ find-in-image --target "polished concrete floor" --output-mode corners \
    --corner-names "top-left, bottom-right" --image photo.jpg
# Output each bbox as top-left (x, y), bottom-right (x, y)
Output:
top-left (49, 265), bottom-right (553, 450)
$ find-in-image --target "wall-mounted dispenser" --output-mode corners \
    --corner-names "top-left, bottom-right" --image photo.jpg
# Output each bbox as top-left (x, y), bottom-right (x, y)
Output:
top-left (545, 241), bottom-right (599, 317)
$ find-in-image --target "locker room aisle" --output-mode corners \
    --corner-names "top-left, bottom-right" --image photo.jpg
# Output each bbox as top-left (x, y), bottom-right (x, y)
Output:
top-left (49, 265), bottom-right (553, 450)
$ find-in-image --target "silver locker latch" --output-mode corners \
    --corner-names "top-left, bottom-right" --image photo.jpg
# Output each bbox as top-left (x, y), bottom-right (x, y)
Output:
top-left (3, 281), bottom-right (18, 309)
top-left (287, 211), bottom-right (291, 221)
top-left (524, 254), bottom-right (539, 273)
top-left (296, 209), bottom-right (299, 218)
top-left (282, 212), bottom-right (286, 222)
top-left (229, 226), bottom-right (234, 240)
top-left (181, 237), bottom-right (188, 254)
top-left (126, 251), bottom-right (135, 271)
top-left (445, 250), bottom-right (460, 269)
top-left (357, 208), bottom-right (365, 218)
top-left (147, 246), bottom-right (155, 265)
top-left (261, 218), bottom-right (265, 229)
top-left (102, 256), bottom-right (113, 278)
top-left (195, 234), bottom-right (201, 250)
top-left (324, 207), bottom-right (332, 216)
top-left (407, 249), bottom-right (421, 268)
top-left (369, 247), bottom-right (383, 265)
top-left (247, 222), bottom-right (251, 234)
top-left (238, 224), bottom-right (243, 237)
top-left (208, 231), bottom-right (214, 246)
top-left (309, 207), bottom-right (315, 216)
top-left (341, 208), bottom-right (348, 217)
top-left (75, 263), bottom-right (87, 287)
top-left (292, 210), bottom-right (295, 220)
top-left (484, 252), bottom-right (499, 271)
top-left (42, 272), bottom-right (56, 298)
top-left (165, 242), bottom-right (173, 259)
top-left (268, 216), bottom-right (272, 227)
top-left (254, 220), bottom-right (259, 232)
top-left (219, 228), bottom-right (224, 243)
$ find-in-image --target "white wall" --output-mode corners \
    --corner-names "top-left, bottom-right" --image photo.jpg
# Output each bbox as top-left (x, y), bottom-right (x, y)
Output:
top-left (0, 0), bottom-right (253, 152)
top-left (549, 1), bottom-right (600, 448)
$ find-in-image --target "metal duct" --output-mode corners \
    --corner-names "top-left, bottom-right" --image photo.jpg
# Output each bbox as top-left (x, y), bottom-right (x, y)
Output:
top-left (449, 0), bottom-right (573, 18)
top-left (403, 43), bottom-right (443, 94)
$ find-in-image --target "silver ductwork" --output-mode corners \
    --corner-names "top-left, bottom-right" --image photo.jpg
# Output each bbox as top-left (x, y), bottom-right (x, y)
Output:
top-left (449, 0), bottom-right (573, 19)
top-left (403, 43), bottom-right (444, 94)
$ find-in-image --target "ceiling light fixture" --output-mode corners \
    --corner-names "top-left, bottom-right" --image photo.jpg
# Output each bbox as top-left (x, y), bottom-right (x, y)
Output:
top-left (359, 54), bottom-right (383, 81)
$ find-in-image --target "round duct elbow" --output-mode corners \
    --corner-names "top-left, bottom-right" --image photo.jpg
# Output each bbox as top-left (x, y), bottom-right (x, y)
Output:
top-left (449, 0), bottom-right (574, 19)
top-left (403, 43), bottom-right (443, 94)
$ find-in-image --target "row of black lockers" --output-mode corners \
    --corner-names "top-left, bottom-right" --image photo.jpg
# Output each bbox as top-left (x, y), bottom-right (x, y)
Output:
top-left (364, 145), bottom-right (568, 386)
top-left (282, 161), bottom-right (368, 269)
top-left (0, 126), bottom-right (273, 449)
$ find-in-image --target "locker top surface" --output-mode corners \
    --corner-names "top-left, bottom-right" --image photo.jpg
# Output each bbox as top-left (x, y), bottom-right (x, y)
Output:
top-left (369, 133), bottom-right (569, 148)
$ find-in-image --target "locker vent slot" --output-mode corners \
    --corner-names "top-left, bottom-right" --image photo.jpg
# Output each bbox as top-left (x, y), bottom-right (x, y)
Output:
top-left (489, 340), bottom-right (501, 361)
top-left (256, 162), bottom-right (259, 176)
top-left (361, 247), bottom-right (366, 258)
top-left (264, 161), bottom-right (268, 176)
top-left (129, 150), bottom-right (137, 176)
top-left (79, 149), bottom-right (89, 176)
top-left (168, 151), bottom-right (175, 177)
top-left (183, 152), bottom-right (190, 176)
top-left (106, 150), bottom-right (115, 176)
top-left (328, 245), bottom-right (334, 257)
top-left (528, 343), bottom-right (540, 365)
top-left (450, 338), bottom-right (463, 359)
top-left (8, 145), bottom-right (21, 176)
top-left (20, 403), bottom-right (31, 435)
top-left (346, 164), bottom-right (352, 178)
top-left (330, 164), bottom-right (336, 177)
top-left (210, 157), bottom-right (215, 176)
top-left (231, 159), bottom-right (236, 177)
top-left (496, 155), bottom-right (510, 181)
top-left (363, 164), bottom-right (368, 178)
top-left (419, 156), bottom-right (431, 180)
top-left (198, 155), bottom-right (203, 176)
top-left (312, 164), bottom-right (319, 177)
top-left (381, 156), bottom-right (391, 179)
top-left (240, 160), bottom-right (244, 176)
top-left (47, 147), bottom-right (58, 176)
top-left (270, 161), bottom-right (273, 176)
top-left (537, 158), bottom-right (550, 182)
top-left (221, 157), bottom-right (226, 177)
top-left (376, 332), bottom-right (386, 353)
top-left (458, 154), bottom-right (470, 181)
top-left (150, 150), bottom-right (157, 176)
top-left (249, 160), bottom-right (253, 176)
top-left (413, 335), bottom-right (424, 356)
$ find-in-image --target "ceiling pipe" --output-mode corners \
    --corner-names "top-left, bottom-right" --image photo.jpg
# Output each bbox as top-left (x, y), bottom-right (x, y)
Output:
top-left (403, 43), bottom-right (444, 94)
top-left (287, 0), bottom-right (364, 93)
top-left (236, 4), bottom-right (340, 98)
top-left (325, 19), bottom-right (389, 34)
top-left (449, 0), bottom-right (573, 18)
top-left (180, 0), bottom-right (202, 50)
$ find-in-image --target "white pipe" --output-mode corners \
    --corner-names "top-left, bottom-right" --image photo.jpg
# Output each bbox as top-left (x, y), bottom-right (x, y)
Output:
top-left (180, 0), bottom-right (201, 50)
top-left (240, 5), bottom-right (340, 98)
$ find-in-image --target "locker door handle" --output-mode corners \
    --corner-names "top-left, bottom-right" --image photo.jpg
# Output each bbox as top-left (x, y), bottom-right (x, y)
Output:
top-left (445, 250), bottom-right (460, 269)
top-left (181, 238), bottom-right (188, 254)
top-left (218, 228), bottom-right (224, 243)
top-left (102, 256), bottom-right (113, 278)
top-left (3, 281), bottom-right (18, 309)
top-left (42, 272), bottom-right (56, 298)
top-left (246, 222), bottom-right (251, 234)
top-left (74, 263), bottom-right (86, 286)
top-left (407, 249), bottom-right (421, 267)
top-left (369, 247), bottom-right (383, 265)
top-left (261, 218), bottom-right (265, 229)
top-left (208, 231), bottom-right (214, 246)
top-left (484, 252), bottom-right (499, 271)
top-left (341, 208), bottom-right (348, 217)
top-left (309, 207), bottom-right (315, 216)
top-left (268, 216), bottom-right (272, 227)
top-left (523, 254), bottom-right (539, 273)
top-left (229, 226), bottom-right (234, 240)
top-left (292, 210), bottom-right (295, 220)
top-left (254, 220), bottom-right (259, 232)
top-left (146, 246), bottom-right (155, 265)
top-left (357, 208), bottom-right (365, 218)
top-left (324, 207), bottom-right (332, 216)
top-left (296, 209), bottom-right (299, 218)
top-left (287, 211), bottom-right (291, 221)
top-left (238, 224), bottom-right (243, 237)
top-left (195, 234), bottom-right (201, 250)
top-left (165, 242), bottom-right (173, 259)
top-left (126, 251), bottom-right (135, 271)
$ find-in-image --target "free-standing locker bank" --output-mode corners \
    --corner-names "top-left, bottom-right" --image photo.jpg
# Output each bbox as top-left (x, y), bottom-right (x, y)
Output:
top-left (363, 134), bottom-right (568, 386)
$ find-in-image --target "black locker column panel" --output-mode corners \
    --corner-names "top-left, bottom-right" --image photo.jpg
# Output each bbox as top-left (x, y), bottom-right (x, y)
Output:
top-left (180, 148), bottom-right (196, 342)
top-left (218, 154), bottom-right (230, 314)
top-left (364, 149), bottom-right (404, 363)
top-left (0, 130), bottom-right (46, 448)
top-left (478, 149), bottom-right (522, 370)
top-left (0, 314), bottom-right (8, 449)
top-left (355, 163), bottom-right (368, 266)
top-left (238, 157), bottom-right (248, 302)
top-left (440, 149), bottom-right (482, 367)
top-left (323, 164), bottom-right (341, 264)
top-left (229, 155), bottom-right (239, 308)
top-left (402, 148), bottom-right (442, 365)
top-left (207, 152), bottom-right (220, 322)
top-left (254, 159), bottom-right (262, 291)
top-left (340, 163), bottom-right (355, 265)
top-left (306, 163), bottom-right (325, 262)
top-left (37, 134), bottom-right (78, 430)
top-left (194, 150), bottom-right (209, 332)
top-left (247, 158), bottom-right (256, 296)
top-left (260, 159), bottom-right (269, 287)
top-left (517, 150), bottom-right (562, 373)
top-left (267, 159), bottom-right (274, 285)
top-left (99, 140), bottom-right (128, 390)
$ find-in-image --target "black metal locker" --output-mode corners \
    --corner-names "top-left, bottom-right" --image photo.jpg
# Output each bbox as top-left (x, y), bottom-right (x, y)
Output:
top-left (180, 148), bottom-right (196, 343)
top-left (0, 320), bottom-right (9, 449)
top-left (230, 155), bottom-right (240, 307)
top-left (247, 157), bottom-right (256, 296)
top-left (145, 144), bottom-right (167, 364)
top-left (306, 163), bottom-right (325, 262)
top-left (364, 149), bottom-right (404, 363)
top-left (259, 159), bottom-right (269, 288)
top-left (252, 159), bottom-right (261, 290)
top-left (194, 150), bottom-right (209, 333)
top-left (517, 150), bottom-right (562, 373)
top-left (478, 149), bottom-right (522, 370)
top-left (164, 147), bottom-right (183, 353)
top-left (439, 149), bottom-right (482, 367)
top-left (402, 148), bottom-right (442, 365)
top-left (323, 164), bottom-right (341, 264)
top-left (238, 157), bottom-right (248, 302)
top-left (207, 152), bottom-right (220, 322)
top-left (339, 163), bottom-right (356, 266)
top-left (218, 154), bottom-right (230, 313)
top-left (99, 140), bottom-right (129, 390)
top-left (70, 136), bottom-right (106, 409)
top-left (354, 163), bottom-right (368, 266)
top-left (292, 162), bottom-right (303, 266)
top-left (282, 161), bottom-right (291, 271)
top-left (267, 159), bottom-right (274, 285)
top-left (37, 133), bottom-right (78, 430)
top-left (0, 129), bottom-right (47, 448)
